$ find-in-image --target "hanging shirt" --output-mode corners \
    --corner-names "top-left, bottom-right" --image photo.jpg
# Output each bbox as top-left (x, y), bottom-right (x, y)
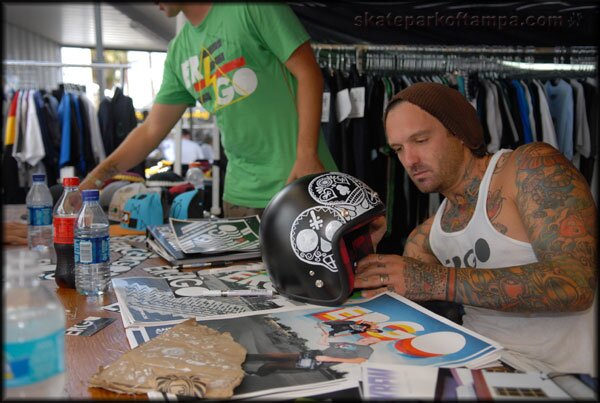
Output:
top-left (520, 80), bottom-right (537, 142)
top-left (2, 91), bottom-right (26, 203)
top-left (80, 94), bottom-right (106, 164)
top-left (544, 79), bottom-right (574, 160)
top-left (483, 80), bottom-right (502, 153)
top-left (429, 149), bottom-right (596, 375)
top-left (155, 3), bottom-right (336, 208)
top-left (58, 92), bottom-right (72, 168)
top-left (71, 93), bottom-right (86, 175)
top-left (12, 90), bottom-right (25, 163)
top-left (23, 90), bottom-right (46, 167)
top-left (511, 80), bottom-right (533, 144)
top-left (33, 90), bottom-right (59, 187)
top-left (492, 81), bottom-right (519, 148)
top-left (532, 80), bottom-right (558, 149)
top-left (569, 79), bottom-right (592, 159)
top-left (3, 90), bottom-right (19, 147)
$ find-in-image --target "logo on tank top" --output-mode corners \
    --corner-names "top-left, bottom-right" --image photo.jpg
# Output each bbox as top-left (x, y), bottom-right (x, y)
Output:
top-left (444, 238), bottom-right (491, 268)
top-left (181, 38), bottom-right (258, 113)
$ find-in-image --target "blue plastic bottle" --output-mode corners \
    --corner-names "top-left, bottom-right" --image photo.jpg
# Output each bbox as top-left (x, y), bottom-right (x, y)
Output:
top-left (74, 189), bottom-right (111, 296)
top-left (26, 173), bottom-right (54, 261)
top-left (4, 249), bottom-right (66, 398)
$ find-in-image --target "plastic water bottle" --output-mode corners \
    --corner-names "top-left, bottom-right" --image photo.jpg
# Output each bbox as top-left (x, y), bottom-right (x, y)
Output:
top-left (185, 161), bottom-right (205, 190)
top-left (185, 161), bottom-right (205, 211)
top-left (74, 189), bottom-right (111, 296)
top-left (3, 248), bottom-right (66, 398)
top-left (53, 177), bottom-right (82, 289)
top-left (25, 174), bottom-right (55, 262)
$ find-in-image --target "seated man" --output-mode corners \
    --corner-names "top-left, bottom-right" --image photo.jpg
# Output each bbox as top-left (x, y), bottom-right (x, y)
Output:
top-left (355, 82), bottom-right (597, 376)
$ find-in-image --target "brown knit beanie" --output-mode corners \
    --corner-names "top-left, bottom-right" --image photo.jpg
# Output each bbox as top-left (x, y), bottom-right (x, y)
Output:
top-left (385, 82), bottom-right (485, 154)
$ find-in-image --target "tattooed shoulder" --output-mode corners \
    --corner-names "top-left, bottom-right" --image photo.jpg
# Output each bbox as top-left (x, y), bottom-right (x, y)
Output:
top-left (404, 218), bottom-right (437, 262)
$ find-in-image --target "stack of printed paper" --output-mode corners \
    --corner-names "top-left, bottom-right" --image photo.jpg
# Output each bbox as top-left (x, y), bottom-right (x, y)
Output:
top-left (114, 265), bottom-right (504, 400)
top-left (146, 216), bottom-right (261, 266)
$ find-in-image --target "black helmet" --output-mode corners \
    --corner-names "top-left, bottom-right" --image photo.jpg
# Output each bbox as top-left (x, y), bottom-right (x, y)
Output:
top-left (260, 172), bottom-right (385, 306)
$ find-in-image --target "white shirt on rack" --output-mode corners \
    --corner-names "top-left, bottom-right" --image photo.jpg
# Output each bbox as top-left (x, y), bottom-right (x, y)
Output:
top-left (80, 94), bottom-right (106, 164)
top-left (159, 137), bottom-right (207, 164)
top-left (532, 80), bottom-right (558, 149)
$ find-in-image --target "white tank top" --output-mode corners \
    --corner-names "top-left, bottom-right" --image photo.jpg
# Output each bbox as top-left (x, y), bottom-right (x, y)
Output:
top-left (429, 149), bottom-right (596, 375)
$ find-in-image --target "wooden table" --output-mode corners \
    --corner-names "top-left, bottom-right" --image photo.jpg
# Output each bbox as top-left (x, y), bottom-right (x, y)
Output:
top-left (6, 205), bottom-right (511, 399)
top-left (52, 256), bottom-right (163, 399)
top-left (4, 204), bottom-right (152, 398)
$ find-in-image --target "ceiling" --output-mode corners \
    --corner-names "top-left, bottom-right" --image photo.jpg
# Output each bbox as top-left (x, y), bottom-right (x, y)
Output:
top-left (3, 3), bottom-right (177, 52)
top-left (3, 2), bottom-right (598, 52)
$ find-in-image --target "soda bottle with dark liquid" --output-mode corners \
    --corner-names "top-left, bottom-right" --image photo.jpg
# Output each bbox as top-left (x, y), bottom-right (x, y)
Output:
top-left (53, 177), bottom-right (82, 288)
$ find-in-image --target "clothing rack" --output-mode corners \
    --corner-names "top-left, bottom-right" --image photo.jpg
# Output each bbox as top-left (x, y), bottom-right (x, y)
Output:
top-left (2, 60), bottom-right (131, 96)
top-left (59, 82), bottom-right (87, 93)
top-left (311, 44), bottom-right (597, 76)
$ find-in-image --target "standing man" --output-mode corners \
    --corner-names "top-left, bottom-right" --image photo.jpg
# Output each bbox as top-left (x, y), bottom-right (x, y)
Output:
top-left (355, 82), bottom-right (597, 375)
top-left (81, 3), bottom-right (336, 217)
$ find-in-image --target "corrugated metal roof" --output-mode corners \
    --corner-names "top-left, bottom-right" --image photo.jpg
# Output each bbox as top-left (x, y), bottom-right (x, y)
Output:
top-left (3, 3), bottom-right (175, 52)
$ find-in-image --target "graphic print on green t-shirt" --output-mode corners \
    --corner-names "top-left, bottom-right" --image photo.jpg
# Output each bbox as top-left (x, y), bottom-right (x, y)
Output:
top-left (186, 38), bottom-right (259, 113)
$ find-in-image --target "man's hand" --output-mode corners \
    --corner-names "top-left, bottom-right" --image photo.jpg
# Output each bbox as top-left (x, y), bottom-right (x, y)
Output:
top-left (79, 173), bottom-right (104, 191)
top-left (286, 154), bottom-right (325, 184)
top-left (3, 222), bottom-right (28, 245)
top-left (354, 253), bottom-right (450, 301)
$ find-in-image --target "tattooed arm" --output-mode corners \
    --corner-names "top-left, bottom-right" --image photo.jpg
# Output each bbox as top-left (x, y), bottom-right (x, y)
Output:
top-left (355, 216), bottom-right (453, 301)
top-left (355, 143), bottom-right (597, 313)
top-left (453, 143), bottom-right (597, 312)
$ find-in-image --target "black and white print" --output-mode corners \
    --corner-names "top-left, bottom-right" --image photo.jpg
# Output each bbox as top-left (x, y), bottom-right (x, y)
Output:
top-left (112, 264), bottom-right (308, 328)
top-left (290, 172), bottom-right (382, 272)
top-left (170, 216), bottom-right (261, 255)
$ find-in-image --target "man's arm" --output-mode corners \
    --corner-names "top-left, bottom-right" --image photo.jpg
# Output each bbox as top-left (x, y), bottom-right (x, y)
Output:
top-left (356, 144), bottom-right (597, 313)
top-left (3, 222), bottom-right (27, 245)
top-left (81, 103), bottom-right (188, 189)
top-left (454, 143), bottom-right (596, 312)
top-left (284, 41), bottom-right (326, 184)
top-left (403, 216), bottom-right (440, 264)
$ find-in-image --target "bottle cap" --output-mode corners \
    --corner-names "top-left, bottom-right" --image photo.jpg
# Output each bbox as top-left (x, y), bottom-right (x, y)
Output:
top-left (189, 162), bottom-right (202, 168)
top-left (82, 189), bottom-right (100, 202)
top-left (63, 177), bottom-right (80, 187)
top-left (32, 174), bottom-right (46, 182)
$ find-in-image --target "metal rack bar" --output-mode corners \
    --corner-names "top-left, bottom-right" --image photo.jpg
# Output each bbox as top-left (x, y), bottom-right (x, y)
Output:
top-left (311, 43), bottom-right (597, 75)
top-left (2, 60), bottom-right (131, 89)
top-left (2, 60), bottom-right (130, 68)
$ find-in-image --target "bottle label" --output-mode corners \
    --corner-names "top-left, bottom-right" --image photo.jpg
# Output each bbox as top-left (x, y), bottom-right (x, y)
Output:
top-left (53, 217), bottom-right (76, 244)
top-left (28, 206), bottom-right (52, 226)
top-left (4, 329), bottom-right (64, 388)
top-left (74, 236), bottom-right (110, 264)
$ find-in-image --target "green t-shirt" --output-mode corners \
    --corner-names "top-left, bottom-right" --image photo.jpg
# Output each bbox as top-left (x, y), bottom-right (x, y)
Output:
top-left (155, 3), bottom-right (337, 208)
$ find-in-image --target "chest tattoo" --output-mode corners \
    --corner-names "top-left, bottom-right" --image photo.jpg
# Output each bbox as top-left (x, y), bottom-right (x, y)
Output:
top-left (441, 177), bottom-right (480, 232)
top-left (441, 182), bottom-right (508, 234)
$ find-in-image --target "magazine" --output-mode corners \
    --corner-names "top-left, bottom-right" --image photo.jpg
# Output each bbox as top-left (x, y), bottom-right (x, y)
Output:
top-left (146, 221), bottom-right (261, 266)
top-left (360, 364), bottom-right (580, 400)
top-left (169, 216), bottom-right (260, 255)
top-left (125, 292), bottom-right (503, 400)
top-left (112, 264), bottom-right (310, 328)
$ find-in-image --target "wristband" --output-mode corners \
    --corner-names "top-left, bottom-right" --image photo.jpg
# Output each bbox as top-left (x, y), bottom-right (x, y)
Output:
top-left (88, 175), bottom-right (104, 189)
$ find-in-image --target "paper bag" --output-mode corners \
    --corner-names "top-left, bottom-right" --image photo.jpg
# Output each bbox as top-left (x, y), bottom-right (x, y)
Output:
top-left (89, 319), bottom-right (246, 398)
